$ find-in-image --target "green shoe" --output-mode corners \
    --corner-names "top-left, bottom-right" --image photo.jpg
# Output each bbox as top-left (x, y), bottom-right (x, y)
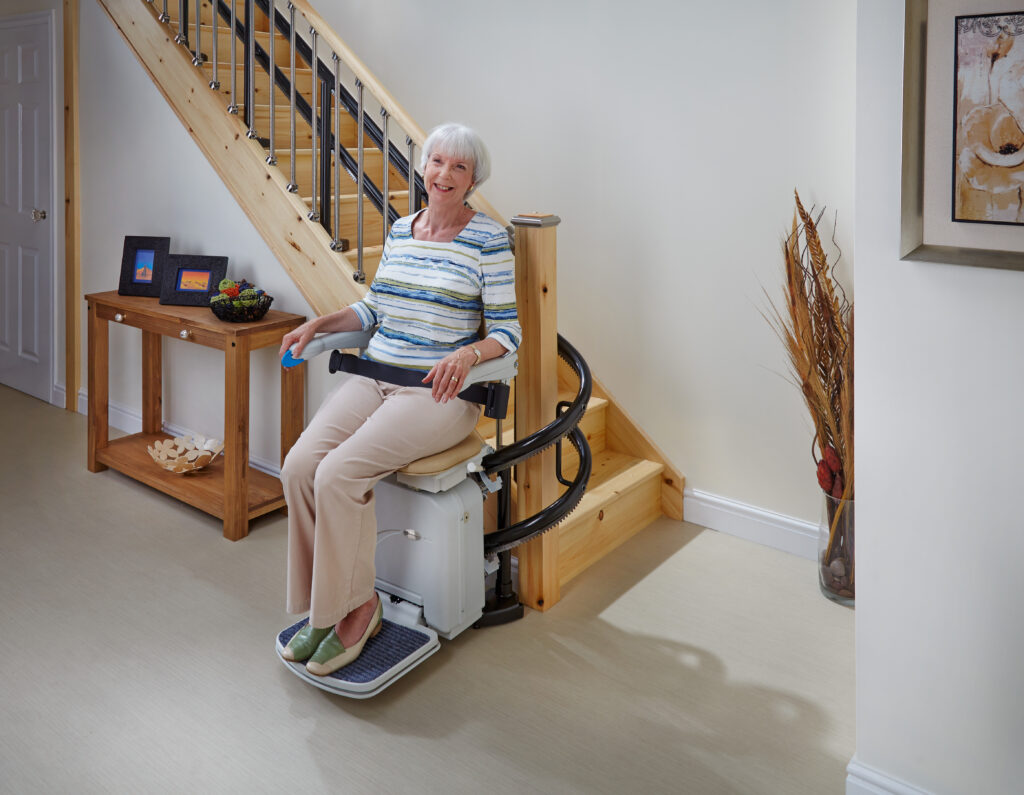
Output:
top-left (281, 622), bottom-right (333, 662)
top-left (306, 598), bottom-right (383, 677)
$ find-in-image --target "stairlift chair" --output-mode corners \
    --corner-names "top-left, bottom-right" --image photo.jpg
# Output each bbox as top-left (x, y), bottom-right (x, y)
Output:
top-left (274, 329), bottom-right (517, 698)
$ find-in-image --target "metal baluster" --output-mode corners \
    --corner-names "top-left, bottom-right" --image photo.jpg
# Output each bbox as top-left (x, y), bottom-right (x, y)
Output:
top-left (330, 53), bottom-right (343, 251)
top-left (192, 0), bottom-right (203, 66)
top-left (355, 79), bottom-right (365, 283)
top-left (308, 28), bottom-right (319, 222)
top-left (265, 0), bottom-right (277, 164)
top-left (381, 109), bottom-right (390, 246)
top-left (209, 0), bottom-right (220, 89)
top-left (285, 2), bottom-right (297, 192)
top-left (175, 0), bottom-right (188, 45)
top-left (159, 0), bottom-right (170, 23)
top-left (246, 0), bottom-right (257, 138)
top-left (406, 136), bottom-right (416, 216)
top-left (227, 0), bottom-right (238, 113)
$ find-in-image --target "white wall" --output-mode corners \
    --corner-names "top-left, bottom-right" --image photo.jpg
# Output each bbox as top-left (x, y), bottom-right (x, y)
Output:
top-left (853, 1), bottom-right (1024, 792)
top-left (319, 0), bottom-right (857, 526)
top-left (67, 1), bottom-right (854, 516)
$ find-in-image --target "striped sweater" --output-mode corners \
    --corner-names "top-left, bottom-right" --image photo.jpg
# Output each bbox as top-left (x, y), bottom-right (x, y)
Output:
top-left (350, 210), bottom-right (522, 371)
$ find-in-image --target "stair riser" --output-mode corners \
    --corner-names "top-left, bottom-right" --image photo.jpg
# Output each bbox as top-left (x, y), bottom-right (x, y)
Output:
top-left (167, 1), bottom-right (296, 33)
top-left (556, 466), bottom-right (664, 586)
top-left (298, 197), bottom-right (385, 245)
top-left (203, 64), bottom-right (315, 99)
top-left (277, 151), bottom-right (408, 192)
top-left (163, 24), bottom-right (291, 69)
top-left (245, 108), bottom-right (361, 150)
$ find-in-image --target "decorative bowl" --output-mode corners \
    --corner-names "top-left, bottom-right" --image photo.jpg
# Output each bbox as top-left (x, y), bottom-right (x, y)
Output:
top-left (147, 435), bottom-right (224, 474)
top-left (210, 293), bottom-right (273, 323)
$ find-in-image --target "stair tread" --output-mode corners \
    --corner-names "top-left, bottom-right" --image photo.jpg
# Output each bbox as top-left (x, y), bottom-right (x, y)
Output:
top-left (200, 61), bottom-right (313, 74)
top-left (579, 450), bottom-right (662, 495)
top-left (299, 191), bottom-right (409, 204)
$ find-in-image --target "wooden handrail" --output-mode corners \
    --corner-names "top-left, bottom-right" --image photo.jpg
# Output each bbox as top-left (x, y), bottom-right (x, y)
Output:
top-left (288, 0), bottom-right (505, 226)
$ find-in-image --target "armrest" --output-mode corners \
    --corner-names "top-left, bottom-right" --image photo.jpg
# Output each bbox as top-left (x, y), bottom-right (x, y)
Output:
top-left (464, 352), bottom-right (518, 387)
top-left (281, 329), bottom-right (376, 368)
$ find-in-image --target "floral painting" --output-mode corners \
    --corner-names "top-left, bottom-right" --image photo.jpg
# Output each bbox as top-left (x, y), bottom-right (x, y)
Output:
top-left (954, 12), bottom-right (1024, 224)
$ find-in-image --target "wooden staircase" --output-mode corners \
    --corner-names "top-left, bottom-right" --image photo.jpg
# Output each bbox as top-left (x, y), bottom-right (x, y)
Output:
top-left (96, 0), bottom-right (684, 610)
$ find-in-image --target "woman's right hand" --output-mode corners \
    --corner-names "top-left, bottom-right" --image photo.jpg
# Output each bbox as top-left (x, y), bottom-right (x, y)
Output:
top-left (279, 319), bottom-right (320, 359)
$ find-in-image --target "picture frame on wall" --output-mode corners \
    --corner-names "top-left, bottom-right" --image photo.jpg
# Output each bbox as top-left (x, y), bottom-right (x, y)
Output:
top-left (159, 255), bottom-right (228, 306)
top-left (952, 11), bottom-right (1024, 225)
top-left (900, 0), bottom-right (1024, 271)
top-left (117, 236), bottom-right (171, 297)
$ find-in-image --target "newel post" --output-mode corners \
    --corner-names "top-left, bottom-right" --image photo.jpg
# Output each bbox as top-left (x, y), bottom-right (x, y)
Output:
top-left (511, 213), bottom-right (561, 611)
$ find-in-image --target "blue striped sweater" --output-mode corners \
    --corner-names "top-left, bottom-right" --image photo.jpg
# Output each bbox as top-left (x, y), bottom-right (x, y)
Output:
top-left (350, 210), bottom-right (522, 371)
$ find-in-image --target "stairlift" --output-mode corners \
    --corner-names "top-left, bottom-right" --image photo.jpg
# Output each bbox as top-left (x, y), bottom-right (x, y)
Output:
top-left (274, 329), bottom-right (521, 698)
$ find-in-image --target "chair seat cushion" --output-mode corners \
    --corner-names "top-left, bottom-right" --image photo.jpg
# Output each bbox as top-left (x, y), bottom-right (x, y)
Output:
top-left (398, 431), bottom-right (486, 477)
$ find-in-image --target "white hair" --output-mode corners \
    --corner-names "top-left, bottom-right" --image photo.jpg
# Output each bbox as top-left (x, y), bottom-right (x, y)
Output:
top-left (420, 123), bottom-right (491, 198)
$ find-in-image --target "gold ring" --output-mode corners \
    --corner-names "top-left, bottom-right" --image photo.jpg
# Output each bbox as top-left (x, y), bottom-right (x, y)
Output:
top-left (450, 376), bottom-right (458, 382)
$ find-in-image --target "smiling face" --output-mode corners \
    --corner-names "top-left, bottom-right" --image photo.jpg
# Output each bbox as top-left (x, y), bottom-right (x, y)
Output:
top-left (424, 149), bottom-right (475, 209)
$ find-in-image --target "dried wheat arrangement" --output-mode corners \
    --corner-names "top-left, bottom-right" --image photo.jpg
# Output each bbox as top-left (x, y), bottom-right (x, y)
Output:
top-left (766, 191), bottom-right (854, 597)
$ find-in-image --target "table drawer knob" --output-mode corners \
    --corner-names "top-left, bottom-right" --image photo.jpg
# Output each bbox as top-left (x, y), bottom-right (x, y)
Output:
top-left (179, 329), bottom-right (192, 340)
top-left (114, 313), bottom-right (125, 322)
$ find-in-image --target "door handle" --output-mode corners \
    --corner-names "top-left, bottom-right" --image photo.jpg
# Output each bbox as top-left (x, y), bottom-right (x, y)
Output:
top-left (31, 208), bottom-right (47, 222)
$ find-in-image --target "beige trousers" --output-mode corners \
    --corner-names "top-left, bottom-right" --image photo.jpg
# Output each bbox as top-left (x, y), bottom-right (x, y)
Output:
top-left (282, 374), bottom-right (480, 628)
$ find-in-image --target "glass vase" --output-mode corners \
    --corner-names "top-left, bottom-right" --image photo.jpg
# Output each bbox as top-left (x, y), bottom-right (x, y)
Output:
top-left (818, 494), bottom-right (854, 606)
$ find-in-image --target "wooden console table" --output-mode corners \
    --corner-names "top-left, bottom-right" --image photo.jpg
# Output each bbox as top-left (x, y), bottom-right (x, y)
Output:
top-left (86, 291), bottom-right (306, 540)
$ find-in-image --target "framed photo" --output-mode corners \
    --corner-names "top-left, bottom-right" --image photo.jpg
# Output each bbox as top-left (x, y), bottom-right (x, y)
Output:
top-left (953, 11), bottom-right (1024, 225)
top-left (117, 236), bottom-right (171, 297)
top-left (159, 255), bottom-right (228, 306)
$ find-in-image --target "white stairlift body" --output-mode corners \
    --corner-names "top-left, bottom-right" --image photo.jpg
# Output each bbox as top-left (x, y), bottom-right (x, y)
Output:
top-left (275, 330), bottom-right (514, 698)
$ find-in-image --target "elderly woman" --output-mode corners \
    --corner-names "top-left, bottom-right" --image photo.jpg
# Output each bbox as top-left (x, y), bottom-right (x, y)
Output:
top-left (277, 123), bottom-right (520, 676)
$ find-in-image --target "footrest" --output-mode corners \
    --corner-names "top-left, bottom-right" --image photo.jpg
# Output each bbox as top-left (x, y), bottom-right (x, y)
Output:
top-left (275, 618), bottom-right (440, 698)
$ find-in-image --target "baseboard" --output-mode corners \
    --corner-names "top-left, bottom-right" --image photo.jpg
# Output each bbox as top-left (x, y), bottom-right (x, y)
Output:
top-left (846, 756), bottom-right (932, 795)
top-left (682, 488), bottom-right (818, 560)
top-left (76, 388), bottom-right (282, 477)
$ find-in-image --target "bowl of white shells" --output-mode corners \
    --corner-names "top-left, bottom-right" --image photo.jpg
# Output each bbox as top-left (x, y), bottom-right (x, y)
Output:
top-left (147, 435), bottom-right (224, 474)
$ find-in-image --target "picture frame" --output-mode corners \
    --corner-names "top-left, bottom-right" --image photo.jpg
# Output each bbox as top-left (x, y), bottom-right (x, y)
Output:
top-left (159, 254), bottom-right (228, 306)
top-left (117, 236), bottom-right (171, 297)
top-left (900, 0), bottom-right (1024, 271)
top-left (952, 11), bottom-right (1024, 225)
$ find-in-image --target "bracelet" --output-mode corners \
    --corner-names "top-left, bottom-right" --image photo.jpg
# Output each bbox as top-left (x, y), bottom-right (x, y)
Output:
top-left (468, 344), bottom-right (482, 365)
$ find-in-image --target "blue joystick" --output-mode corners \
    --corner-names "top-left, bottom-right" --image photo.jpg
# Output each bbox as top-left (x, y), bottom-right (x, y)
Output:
top-left (281, 348), bottom-right (304, 368)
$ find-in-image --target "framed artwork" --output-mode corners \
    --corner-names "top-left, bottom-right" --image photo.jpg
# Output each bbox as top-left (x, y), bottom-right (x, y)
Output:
top-left (117, 236), bottom-right (171, 297)
top-left (901, 0), bottom-right (1024, 270)
top-left (953, 11), bottom-right (1024, 224)
top-left (159, 254), bottom-right (228, 306)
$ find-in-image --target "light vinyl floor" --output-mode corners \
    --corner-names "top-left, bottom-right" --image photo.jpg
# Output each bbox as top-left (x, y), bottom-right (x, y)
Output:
top-left (0, 385), bottom-right (854, 794)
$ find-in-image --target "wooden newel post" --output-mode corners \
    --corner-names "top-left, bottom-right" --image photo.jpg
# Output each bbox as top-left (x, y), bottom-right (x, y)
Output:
top-left (512, 213), bottom-right (561, 611)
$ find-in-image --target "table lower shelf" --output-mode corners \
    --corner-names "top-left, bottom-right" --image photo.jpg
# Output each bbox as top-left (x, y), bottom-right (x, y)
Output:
top-left (95, 432), bottom-right (286, 522)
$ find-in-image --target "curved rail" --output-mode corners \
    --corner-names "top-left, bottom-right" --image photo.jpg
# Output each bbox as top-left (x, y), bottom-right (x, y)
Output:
top-left (481, 334), bottom-right (591, 475)
top-left (482, 334), bottom-right (593, 554)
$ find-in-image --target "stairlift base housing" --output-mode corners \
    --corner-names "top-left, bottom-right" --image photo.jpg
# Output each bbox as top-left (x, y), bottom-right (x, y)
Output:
top-left (275, 470), bottom-right (488, 697)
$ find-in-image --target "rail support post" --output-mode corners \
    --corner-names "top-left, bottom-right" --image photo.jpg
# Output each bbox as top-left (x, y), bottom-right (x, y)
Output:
top-left (511, 213), bottom-right (561, 611)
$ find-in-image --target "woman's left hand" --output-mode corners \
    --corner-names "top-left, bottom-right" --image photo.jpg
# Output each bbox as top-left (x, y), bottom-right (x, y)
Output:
top-left (423, 348), bottom-right (475, 403)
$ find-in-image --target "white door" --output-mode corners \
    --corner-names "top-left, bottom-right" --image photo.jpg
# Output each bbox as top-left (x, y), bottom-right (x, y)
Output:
top-left (0, 14), bottom-right (53, 404)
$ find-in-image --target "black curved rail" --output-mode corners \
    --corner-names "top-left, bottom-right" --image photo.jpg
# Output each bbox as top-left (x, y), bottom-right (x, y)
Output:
top-left (481, 334), bottom-right (591, 476)
top-left (484, 426), bottom-right (591, 554)
top-left (482, 334), bottom-right (593, 554)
